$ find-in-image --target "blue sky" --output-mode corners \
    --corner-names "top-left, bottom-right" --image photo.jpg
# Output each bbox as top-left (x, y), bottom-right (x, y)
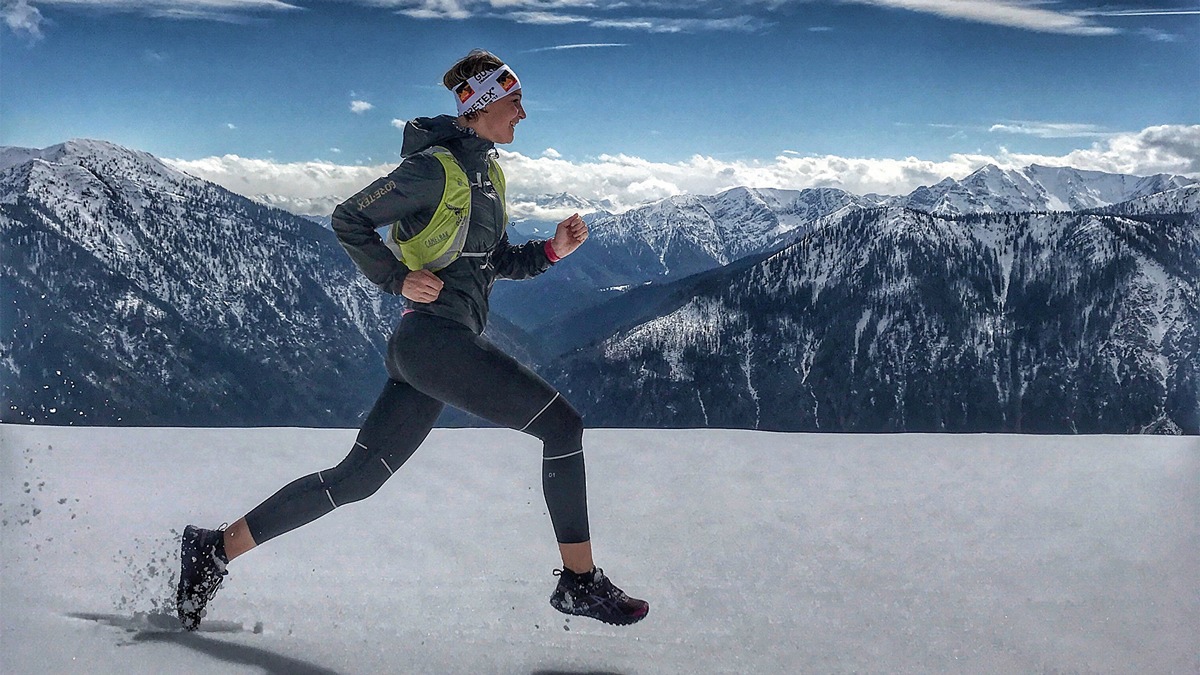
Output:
top-left (3, 1), bottom-right (1199, 211)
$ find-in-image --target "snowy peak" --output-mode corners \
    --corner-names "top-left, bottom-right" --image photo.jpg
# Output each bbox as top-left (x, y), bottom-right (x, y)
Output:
top-left (1023, 163), bottom-right (1195, 210)
top-left (902, 163), bottom-right (1046, 214)
top-left (1105, 183), bottom-right (1200, 215)
top-left (1, 139), bottom-right (192, 186)
top-left (963, 164), bottom-right (1038, 194)
top-left (900, 164), bottom-right (1198, 215)
top-left (535, 192), bottom-right (602, 211)
top-left (507, 192), bottom-right (611, 228)
top-left (0, 139), bottom-right (210, 220)
top-left (590, 184), bottom-right (871, 277)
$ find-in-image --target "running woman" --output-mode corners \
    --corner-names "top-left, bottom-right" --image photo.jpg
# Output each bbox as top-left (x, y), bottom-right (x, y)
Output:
top-left (176, 50), bottom-right (649, 631)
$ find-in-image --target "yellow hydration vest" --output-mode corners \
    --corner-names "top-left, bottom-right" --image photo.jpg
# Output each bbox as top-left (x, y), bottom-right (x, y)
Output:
top-left (388, 145), bottom-right (507, 272)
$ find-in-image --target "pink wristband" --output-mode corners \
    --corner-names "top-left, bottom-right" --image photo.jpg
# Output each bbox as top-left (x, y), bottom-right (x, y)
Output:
top-left (544, 239), bottom-right (561, 263)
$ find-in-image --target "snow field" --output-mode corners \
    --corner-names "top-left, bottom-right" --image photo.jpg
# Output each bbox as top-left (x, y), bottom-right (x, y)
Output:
top-left (1, 425), bottom-right (1197, 674)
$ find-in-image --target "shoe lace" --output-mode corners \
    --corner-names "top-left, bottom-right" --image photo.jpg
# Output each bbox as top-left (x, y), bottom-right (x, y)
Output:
top-left (195, 530), bottom-right (229, 600)
top-left (589, 570), bottom-right (628, 601)
top-left (555, 567), bottom-right (627, 601)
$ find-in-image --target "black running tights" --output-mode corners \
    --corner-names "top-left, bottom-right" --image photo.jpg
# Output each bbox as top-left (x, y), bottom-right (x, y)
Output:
top-left (243, 312), bottom-right (589, 545)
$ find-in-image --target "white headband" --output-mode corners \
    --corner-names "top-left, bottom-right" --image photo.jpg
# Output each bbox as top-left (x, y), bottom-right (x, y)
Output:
top-left (454, 66), bottom-right (521, 116)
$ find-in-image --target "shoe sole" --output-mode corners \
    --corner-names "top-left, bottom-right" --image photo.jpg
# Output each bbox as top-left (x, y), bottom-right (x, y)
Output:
top-left (177, 527), bottom-right (199, 630)
top-left (550, 598), bottom-right (650, 626)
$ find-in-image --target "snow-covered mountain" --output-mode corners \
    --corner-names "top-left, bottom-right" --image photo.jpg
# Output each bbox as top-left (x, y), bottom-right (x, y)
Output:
top-left (591, 186), bottom-right (874, 275)
top-left (507, 192), bottom-right (612, 241)
top-left (4, 139), bottom-right (1196, 432)
top-left (1103, 183), bottom-right (1200, 216)
top-left (898, 164), bottom-right (1197, 215)
top-left (494, 164), bottom-right (1196, 334)
top-left (491, 186), bottom-right (875, 330)
top-left (551, 206), bottom-right (1200, 434)
top-left (531, 191), bottom-right (608, 212)
top-left (539, 164), bottom-right (1195, 291)
top-left (0, 140), bottom-right (407, 425)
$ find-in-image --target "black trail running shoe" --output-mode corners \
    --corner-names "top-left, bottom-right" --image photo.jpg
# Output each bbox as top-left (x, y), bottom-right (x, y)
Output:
top-left (549, 567), bottom-right (649, 626)
top-left (176, 525), bottom-right (229, 631)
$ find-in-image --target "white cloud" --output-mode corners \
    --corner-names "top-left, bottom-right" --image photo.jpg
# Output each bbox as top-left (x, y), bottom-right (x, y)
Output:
top-left (394, 0), bottom-right (471, 20)
top-left (1088, 9), bottom-right (1200, 17)
top-left (505, 11), bottom-right (589, 25)
top-left (523, 42), bottom-right (628, 52)
top-left (838, 0), bottom-right (1117, 35)
top-left (366, 0), bottom-right (770, 32)
top-left (225, 123), bottom-right (237, 130)
top-left (22, 0), bottom-right (302, 23)
top-left (350, 100), bottom-right (375, 114)
top-left (2, 0), bottom-right (44, 39)
top-left (167, 125), bottom-right (1200, 216)
top-left (391, 118), bottom-right (407, 130)
top-left (592, 15), bottom-right (767, 33)
top-left (166, 154), bottom-right (390, 215)
top-left (997, 124), bottom-right (1200, 177)
top-left (541, 148), bottom-right (562, 159)
top-left (13, 0), bottom-right (1134, 36)
top-left (988, 122), bottom-right (1113, 139)
top-left (352, 0), bottom-right (1122, 35)
top-left (1137, 27), bottom-right (1178, 42)
top-left (494, 150), bottom-right (991, 207)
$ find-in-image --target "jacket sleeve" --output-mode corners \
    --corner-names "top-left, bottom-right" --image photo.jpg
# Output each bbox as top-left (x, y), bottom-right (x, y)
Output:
top-left (330, 154), bottom-right (442, 294)
top-left (491, 230), bottom-right (555, 280)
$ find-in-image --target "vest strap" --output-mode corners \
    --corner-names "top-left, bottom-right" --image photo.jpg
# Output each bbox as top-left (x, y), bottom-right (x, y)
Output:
top-left (387, 145), bottom-right (506, 272)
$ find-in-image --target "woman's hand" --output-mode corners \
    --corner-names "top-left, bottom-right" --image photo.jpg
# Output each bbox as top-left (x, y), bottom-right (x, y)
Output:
top-left (401, 269), bottom-right (443, 303)
top-left (550, 213), bottom-right (589, 259)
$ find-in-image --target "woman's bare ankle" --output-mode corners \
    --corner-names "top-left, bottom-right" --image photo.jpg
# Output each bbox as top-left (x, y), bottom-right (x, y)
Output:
top-left (558, 540), bottom-right (593, 574)
top-left (222, 518), bottom-right (257, 561)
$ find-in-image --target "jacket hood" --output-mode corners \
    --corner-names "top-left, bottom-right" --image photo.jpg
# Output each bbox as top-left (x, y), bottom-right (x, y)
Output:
top-left (401, 115), bottom-right (494, 158)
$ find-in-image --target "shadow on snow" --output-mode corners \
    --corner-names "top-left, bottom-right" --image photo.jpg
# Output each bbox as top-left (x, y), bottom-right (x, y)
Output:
top-left (67, 612), bottom-right (341, 675)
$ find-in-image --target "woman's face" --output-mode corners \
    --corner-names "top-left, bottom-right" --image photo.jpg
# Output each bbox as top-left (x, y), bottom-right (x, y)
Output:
top-left (471, 91), bottom-right (525, 144)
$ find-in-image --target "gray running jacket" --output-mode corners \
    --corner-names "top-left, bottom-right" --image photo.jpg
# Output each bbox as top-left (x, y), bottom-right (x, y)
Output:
top-left (331, 115), bottom-right (555, 334)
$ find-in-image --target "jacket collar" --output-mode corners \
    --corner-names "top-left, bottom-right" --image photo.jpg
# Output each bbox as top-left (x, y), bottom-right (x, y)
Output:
top-left (401, 115), bottom-right (496, 161)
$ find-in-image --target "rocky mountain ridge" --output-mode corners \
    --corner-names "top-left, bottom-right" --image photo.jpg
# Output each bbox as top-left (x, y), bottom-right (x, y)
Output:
top-left (552, 206), bottom-right (1198, 433)
top-left (2, 140), bottom-right (403, 425)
